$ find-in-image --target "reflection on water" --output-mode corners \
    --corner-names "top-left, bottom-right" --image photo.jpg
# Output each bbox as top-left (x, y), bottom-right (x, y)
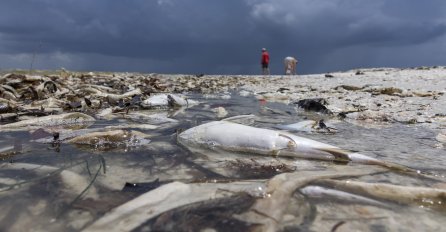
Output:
top-left (0, 93), bottom-right (445, 231)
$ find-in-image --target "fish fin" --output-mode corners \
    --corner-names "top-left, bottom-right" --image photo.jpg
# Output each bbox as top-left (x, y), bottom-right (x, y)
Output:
top-left (278, 133), bottom-right (297, 148)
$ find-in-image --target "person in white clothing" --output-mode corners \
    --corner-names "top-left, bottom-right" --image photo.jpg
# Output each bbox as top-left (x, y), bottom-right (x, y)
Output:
top-left (284, 56), bottom-right (298, 75)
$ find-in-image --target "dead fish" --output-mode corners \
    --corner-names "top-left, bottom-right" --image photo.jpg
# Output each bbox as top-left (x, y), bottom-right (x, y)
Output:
top-left (30, 97), bottom-right (65, 108)
top-left (315, 179), bottom-right (446, 210)
top-left (141, 94), bottom-right (196, 109)
top-left (78, 87), bottom-right (104, 95)
top-left (236, 166), bottom-right (385, 232)
top-left (80, 84), bottom-right (119, 94)
top-left (0, 112), bottom-right (95, 131)
top-left (141, 94), bottom-right (168, 108)
top-left (299, 185), bottom-right (386, 207)
top-left (24, 75), bottom-right (45, 82)
top-left (32, 128), bottom-right (105, 143)
top-left (22, 86), bottom-right (39, 100)
top-left (67, 130), bottom-right (151, 147)
top-left (44, 80), bottom-right (58, 92)
top-left (0, 98), bottom-right (17, 106)
top-left (1, 84), bottom-right (19, 98)
top-left (0, 87), bottom-right (17, 100)
top-left (178, 121), bottom-right (410, 170)
top-left (35, 80), bottom-right (58, 96)
top-left (106, 89), bottom-right (142, 105)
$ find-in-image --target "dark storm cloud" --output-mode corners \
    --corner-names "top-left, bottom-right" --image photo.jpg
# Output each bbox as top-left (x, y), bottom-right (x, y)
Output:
top-left (1, 0), bottom-right (445, 74)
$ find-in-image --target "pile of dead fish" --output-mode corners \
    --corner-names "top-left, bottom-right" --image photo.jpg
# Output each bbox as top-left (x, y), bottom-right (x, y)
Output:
top-left (0, 72), bottom-right (220, 130)
top-left (0, 72), bottom-right (262, 122)
top-left (0, 72), bottom-right (202, 149)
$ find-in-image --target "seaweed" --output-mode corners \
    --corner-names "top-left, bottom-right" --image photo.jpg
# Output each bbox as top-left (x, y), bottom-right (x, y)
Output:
top-left (134, 193), bottom-right (257, 232)
top-left (57, 157), bottom-right (104, 218)
top-left (226, 158), bottom-right (296, 179)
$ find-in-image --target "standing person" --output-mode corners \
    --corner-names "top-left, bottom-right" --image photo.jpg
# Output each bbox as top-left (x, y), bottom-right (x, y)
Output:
top-left (284, 56), bottom-right (298, 75)
top-left (261, 48), bottom-right (270, 75)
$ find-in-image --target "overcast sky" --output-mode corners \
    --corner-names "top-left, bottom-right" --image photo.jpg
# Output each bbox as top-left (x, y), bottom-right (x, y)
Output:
top-left (1, 0), bottom-right (445, 75)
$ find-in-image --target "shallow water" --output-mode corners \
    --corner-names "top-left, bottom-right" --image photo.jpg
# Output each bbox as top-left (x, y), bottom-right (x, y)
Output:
top-left (0, 93), bottom-right (445, 231)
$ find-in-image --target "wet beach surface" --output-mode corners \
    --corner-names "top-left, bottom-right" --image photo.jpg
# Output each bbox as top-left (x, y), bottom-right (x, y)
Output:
top-left (0, 68), bottom-right (446, 231)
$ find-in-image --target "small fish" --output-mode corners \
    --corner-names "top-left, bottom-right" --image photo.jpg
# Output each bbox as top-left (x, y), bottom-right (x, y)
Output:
top-left (0, 112), bottom-right (95, 131)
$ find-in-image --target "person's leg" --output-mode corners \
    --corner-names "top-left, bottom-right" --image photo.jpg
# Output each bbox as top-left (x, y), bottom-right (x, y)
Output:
top-left (286, 61), bottom-right (292, 75)
top-left (262, 63), bottom-right (270, 75)
top-left (293, 62), bottom-right (296, 75)
top-left (284, 64), bottom-right (287, 75)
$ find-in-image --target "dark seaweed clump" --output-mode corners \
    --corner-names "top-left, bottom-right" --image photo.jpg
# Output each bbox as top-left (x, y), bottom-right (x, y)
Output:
top-left (134, 193), bottom-right (257, 232)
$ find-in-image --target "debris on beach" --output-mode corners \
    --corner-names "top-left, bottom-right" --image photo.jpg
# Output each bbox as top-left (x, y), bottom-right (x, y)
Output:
top-left (212, 106), bottom-right (228, 118)
top-left (294, 98), bottom-right (333, 114)
top-left (436, 130), bottom-right (446, 143)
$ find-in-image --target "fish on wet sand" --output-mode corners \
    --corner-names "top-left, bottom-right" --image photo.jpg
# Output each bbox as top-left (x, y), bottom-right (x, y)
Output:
top-left (0, 112), bottom-right (95, 131)
top-left (178, 120), bottom-right (410, 170)
top-left (67, 130), bottom-right (151, 147)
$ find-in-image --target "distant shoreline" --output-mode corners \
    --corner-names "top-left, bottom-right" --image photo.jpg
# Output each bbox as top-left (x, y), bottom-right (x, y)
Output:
top-left (2, 65), bottom-right (444, 77)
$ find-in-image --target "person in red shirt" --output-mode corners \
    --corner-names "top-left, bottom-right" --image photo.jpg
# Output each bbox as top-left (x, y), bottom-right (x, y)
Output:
top-left (261, 48), bottom-right (270, 75)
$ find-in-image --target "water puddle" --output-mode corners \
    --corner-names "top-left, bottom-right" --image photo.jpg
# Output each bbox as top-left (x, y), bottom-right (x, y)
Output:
top-left (0, 93), bottom-right (445, 231)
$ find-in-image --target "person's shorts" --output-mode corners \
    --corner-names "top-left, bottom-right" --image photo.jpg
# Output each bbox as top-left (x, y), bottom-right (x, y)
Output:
top-left (262, 63), bottom-right (269, 68)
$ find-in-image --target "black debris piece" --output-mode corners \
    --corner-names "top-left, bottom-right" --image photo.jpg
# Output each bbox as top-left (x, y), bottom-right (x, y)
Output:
top-left (122, 178), bottom-right (168, 194)
top-left (294, 98), bottom-right (332, 114)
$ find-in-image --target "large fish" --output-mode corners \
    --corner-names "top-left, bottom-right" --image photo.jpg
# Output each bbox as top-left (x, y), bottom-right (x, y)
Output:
top-left (178, 120), bottom-right (410, 170)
